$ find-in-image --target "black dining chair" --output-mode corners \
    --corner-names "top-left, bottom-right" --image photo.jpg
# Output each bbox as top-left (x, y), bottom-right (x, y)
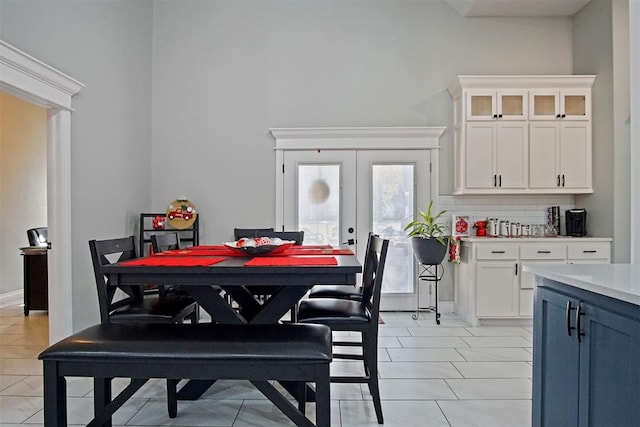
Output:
top-left (151, 232), bottom-right (201, 316)
top-left (234, 228), bottom-right (304, 245)
top-left (297, 234), bottom-right (389, 424)
top-left (306, 232), bottom-right (376, 302)
top-left (232, 228), bottom-right (305, 318)
top-left (88, 235), bottom-right (199, 418)
top-left (233, 227), bottom-right (274, 240)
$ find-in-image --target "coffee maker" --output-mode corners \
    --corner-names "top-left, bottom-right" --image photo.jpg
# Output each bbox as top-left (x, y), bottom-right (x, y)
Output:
top-left (566, 209), bottom-right (587, 237)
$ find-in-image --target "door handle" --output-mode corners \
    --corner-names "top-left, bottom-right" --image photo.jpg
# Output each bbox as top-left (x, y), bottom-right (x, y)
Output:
top-left (576, 305), bottom-right (585, 343)
top-left (557, 174), bottom-right (561, 187)
top-left (562, 175), bottom-right (565, 187)
top-left (566, 301), bottom-right (576, 336)
top-left (499, 175), bottom-right (502, 187)
top-left (342, 239), bottom-right (355, 245)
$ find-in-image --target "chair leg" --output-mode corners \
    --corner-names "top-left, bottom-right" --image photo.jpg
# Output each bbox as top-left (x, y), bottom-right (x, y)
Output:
top-left (167, 379), bottom-right (178, 418)
top-left (363, 332), bottom-right (384, 424)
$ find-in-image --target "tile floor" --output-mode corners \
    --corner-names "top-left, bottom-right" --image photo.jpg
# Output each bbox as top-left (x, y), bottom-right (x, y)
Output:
top-left (0, 307), bottom-right (532, 426)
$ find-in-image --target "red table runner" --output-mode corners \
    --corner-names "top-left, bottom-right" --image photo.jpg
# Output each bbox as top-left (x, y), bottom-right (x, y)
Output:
top-left (119, 257), bottom-right (226, 267)
top-left (244, 256), bottom-right (338, 266)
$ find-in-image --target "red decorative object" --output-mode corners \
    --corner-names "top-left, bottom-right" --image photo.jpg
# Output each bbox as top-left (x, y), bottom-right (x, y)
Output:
top-left (152, 215), bottom-right (165, 230)
top-left (474, 220), bottom-right (487, 236)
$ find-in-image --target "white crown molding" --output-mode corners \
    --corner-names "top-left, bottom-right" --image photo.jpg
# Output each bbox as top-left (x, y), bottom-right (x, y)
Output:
top-left (449, 75), bottom-right (597, 95)
top-left (270, 127), bottom-right (446, 150)
top-left (0, 40), bottom-right (84, 110)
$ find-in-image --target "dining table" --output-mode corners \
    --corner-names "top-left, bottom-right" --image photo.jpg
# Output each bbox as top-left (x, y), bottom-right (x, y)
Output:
top-left (101, 243), bottom-right (362, 400)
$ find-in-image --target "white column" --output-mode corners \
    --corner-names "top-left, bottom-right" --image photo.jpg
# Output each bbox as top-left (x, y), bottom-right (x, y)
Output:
top-left (631, 0), bottom-right (640, 264)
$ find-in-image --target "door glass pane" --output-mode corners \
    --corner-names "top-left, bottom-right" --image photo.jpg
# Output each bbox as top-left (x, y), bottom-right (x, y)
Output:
top-left (471, 95), bottom-right (493, 116)
top-left (298, 164), bottom-right (340, 245)
top-left (371, 164), bottom-right (414, 294)
top-left (501, 95), bottom-right (523, 116)
top-left (534, 95), bottom-right (556, 116)
top-left (564, 95), bottom-right (586, 116)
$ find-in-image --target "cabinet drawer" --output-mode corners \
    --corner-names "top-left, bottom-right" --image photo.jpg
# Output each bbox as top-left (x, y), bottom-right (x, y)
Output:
top-left (476, 245), bottom-right (519, 260)
top-left (520, 244), bottom-right (565, 260)
top-left (567, 243), bottom-right (610, 261)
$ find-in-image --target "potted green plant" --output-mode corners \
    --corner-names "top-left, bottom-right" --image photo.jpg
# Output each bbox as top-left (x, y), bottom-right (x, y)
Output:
top-left (404, 200), bottom-right (452, 265)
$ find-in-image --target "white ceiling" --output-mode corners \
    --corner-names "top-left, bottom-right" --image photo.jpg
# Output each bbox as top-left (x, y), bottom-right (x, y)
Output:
top-left (443, 0), bottom-right (592, 17)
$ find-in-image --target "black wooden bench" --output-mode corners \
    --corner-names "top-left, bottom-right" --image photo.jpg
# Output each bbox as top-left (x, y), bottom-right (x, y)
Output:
top-left (39, 323), bottom-right (332, 427)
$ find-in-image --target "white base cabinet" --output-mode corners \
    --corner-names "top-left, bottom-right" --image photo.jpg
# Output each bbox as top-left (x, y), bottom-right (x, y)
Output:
top-left (455, 237), bottom-right (611, 326)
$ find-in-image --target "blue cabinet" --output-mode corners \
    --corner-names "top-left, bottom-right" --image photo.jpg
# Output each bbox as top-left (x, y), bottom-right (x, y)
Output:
top-left (533, 280), bottom-right (640, 427)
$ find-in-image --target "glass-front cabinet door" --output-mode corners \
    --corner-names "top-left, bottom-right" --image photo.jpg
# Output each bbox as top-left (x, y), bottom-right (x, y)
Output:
top-left (466, 90), bottom-right (527, 121)
top-left (529, 89), bottom-right (591, 121)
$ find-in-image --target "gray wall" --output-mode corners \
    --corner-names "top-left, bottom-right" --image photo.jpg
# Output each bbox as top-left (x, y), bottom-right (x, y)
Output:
top-left (0, 0), bottom-right (154, 329)
top-left (574, 0), bottom-right (630, 263)
top-left (150, 0), bottom-right (574, 244)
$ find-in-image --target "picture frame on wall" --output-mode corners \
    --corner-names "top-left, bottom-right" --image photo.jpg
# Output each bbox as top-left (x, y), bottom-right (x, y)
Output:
top-left (452, 214), bottom-right (470, 237)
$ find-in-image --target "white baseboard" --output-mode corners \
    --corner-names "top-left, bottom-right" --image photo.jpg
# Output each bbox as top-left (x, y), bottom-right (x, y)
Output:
top-left (439, 301), bottom-right (454, 313)
top-left (0, 290), bottom-right (23, 309)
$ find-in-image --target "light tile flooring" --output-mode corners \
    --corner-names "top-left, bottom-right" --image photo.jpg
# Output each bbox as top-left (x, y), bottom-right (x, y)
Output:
top-left (0, 308), bottom-right (532, 426)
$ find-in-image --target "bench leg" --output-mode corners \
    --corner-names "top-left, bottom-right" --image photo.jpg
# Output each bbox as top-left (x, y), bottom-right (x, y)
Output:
top-left (167, 379), bottom-right (178, 418)
top-left (43, 360), bottom-right (67, 427)
top-left (315, 365), bottom-right (331, 427)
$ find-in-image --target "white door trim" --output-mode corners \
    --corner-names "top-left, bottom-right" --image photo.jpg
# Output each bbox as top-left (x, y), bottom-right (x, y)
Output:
top-left (271, 126), bottom-right (446, 230)
top-left (1, 40), bottom-right (84, 342)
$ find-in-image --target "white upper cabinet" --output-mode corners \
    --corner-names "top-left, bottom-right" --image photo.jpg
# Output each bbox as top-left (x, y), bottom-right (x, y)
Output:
top-left (466, 90), bottom-right (528, 121)
top-left (449, 75), bottom-right (595, 195)
top-left (529, 89), bottom-right (591, 121)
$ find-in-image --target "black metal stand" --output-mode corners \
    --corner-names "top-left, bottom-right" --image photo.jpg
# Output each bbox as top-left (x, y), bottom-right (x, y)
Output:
top-left (413, 263), bottom-right (443, 324)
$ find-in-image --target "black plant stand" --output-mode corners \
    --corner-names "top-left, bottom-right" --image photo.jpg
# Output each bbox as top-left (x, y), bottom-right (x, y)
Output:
top-left (413, 263), bottom-right (443, 324)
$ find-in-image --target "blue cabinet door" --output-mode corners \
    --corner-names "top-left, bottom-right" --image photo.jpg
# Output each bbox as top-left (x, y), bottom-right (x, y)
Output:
top-left (577, 302), bottom-right (640, 427)
top-left (533, 287), bottom-right (580, 427)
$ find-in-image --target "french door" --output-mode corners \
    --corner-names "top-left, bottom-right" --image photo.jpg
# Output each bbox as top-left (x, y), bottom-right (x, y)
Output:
top-left (282, 149), bottom-right (433, 310)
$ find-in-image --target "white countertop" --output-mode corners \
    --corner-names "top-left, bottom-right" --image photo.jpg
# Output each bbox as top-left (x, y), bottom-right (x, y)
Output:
top-left (522, 263), bottom-right (640, 307)
top-left (462, 236), bottom-right (612, 243)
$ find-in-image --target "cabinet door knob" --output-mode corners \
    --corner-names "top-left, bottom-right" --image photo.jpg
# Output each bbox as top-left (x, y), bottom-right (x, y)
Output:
top-left (493, 114), bottom-right (498, 119)
top-left (566, 301), bottom-right (576, 336)
top-left (498, 114), bottom-right (503, 118)
top-left (561, 114), bottom-right (566, 118)
top-left (556, 114), bottom-right (561, 119)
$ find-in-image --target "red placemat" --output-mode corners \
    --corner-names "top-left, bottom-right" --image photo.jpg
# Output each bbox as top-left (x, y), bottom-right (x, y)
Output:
top-left (119, 257), bottom-right (226, 267)
top-left (244, 257), bottom-right (338, 266)
top-left (156, 248), bottom-right (241, 257)
top-left (283, 247), bottom-right (353, 256)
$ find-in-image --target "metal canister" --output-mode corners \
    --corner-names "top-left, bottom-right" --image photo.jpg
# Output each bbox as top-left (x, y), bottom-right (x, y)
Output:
top-left (510, 222), bottom-right (521, 237)
top-left (499, 220), bottom-right (510, 237)
top-left (487, 219), bottom-right (499, 236)
top-left (522, 224), bottom-right (531, 236)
